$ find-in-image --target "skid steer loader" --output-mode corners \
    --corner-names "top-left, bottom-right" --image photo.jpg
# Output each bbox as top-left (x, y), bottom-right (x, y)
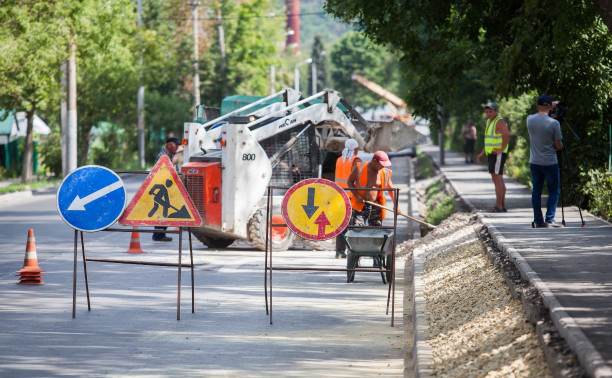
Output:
top-left (181, 88), bottom-right (426, 251)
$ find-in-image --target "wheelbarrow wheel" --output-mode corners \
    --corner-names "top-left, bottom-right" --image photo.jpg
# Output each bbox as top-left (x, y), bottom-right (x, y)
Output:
top-left (385, 255), bottom-right (393, 283)
top-left (347, 252), bottom-right (357, 282)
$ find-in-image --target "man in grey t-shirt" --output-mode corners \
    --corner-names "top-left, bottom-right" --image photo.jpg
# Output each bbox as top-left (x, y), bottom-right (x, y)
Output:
top-left (527, 94), bottom-right (563, 228)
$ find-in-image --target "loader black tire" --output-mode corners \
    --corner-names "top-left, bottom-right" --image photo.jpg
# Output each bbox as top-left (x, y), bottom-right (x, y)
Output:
top-left (192, 230), bottom-right (236, 249)
top-left (303, 238), bottom-right (336, 251)
top-left (248, 208), bottom-right (295, 251)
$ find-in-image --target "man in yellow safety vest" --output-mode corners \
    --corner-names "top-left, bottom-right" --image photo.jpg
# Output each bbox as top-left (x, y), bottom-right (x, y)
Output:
top-left (476, 102), bottom-right (510, 212)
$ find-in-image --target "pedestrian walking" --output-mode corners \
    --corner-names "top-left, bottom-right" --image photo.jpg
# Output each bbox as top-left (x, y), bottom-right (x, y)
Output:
top-left (461, 119), bottom-right (477, 163)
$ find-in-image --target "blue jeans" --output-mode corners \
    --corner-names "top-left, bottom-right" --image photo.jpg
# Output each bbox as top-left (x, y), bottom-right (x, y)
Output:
top-left (530, 163), bottom-right (560, 225)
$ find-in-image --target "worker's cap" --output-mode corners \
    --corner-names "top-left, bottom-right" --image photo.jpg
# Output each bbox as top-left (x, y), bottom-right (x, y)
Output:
top-left (537, 94), bottom-right (552, 106)
top-left (166, 136), bottom-right (180, 145)
top-left (373, 151), bottom-right (392, 167)
top-left (345, 138), bottom-right (358, 150)
top-left (484, 102), bottom-right (498, 110)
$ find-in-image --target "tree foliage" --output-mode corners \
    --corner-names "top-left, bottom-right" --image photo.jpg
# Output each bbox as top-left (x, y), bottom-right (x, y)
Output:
top-left (324, 0), bottom-right (612, 209)
top-left (329, 31), bottom-right (401, 109)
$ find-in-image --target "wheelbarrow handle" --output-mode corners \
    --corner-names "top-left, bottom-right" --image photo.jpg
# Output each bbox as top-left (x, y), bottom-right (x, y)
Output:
top-left (364, 201), bottom-right (436, 229)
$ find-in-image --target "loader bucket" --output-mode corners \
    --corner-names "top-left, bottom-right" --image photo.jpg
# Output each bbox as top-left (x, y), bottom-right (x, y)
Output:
top-left (364, 118), bottom-right (428, 152)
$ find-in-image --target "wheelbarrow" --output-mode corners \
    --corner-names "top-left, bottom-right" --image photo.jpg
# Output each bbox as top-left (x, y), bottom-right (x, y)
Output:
top-left (342, 229), bottom-right (394, 284)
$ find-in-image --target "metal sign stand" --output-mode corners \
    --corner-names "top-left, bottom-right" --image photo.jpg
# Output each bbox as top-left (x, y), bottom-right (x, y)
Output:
top-left (264, 185), bottom-right (399, 327)
top-left (72, 227), bottom-right (195, 320)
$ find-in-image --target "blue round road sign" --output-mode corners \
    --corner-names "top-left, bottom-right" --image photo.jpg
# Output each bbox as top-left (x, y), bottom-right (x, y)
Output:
top-left (57, 166), bottom-right (127, 232)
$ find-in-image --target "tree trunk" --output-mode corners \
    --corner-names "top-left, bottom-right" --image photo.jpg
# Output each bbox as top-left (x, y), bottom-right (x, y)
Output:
top-left (21, 107), bottom-right (35, 184)
top-left (594, 0), bottom-right (612, 33)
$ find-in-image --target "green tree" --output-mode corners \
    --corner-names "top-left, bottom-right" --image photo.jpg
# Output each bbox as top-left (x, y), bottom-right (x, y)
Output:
top-left (309, 35), bottom-right (328, 95)
top-left (329, 31), bottom-right (400, 109)
top-left (325, 0), bottom-right (612, 208)
top-left (0, 1), bottom-right (66, 183)
top-left (200, 0), bottom-right (284, 105)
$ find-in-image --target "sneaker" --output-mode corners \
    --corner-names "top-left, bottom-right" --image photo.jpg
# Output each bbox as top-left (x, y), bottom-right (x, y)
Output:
top-left (545, 221), bottom-right (564, 228)
top-left (486, 207), bottom-right (506, 213)
top-left (153, 236), bottom-right (173, 242)
top-left (335, 251), bottom-right (347, 259)
top-left (535, 223), bottom-right (550, 228)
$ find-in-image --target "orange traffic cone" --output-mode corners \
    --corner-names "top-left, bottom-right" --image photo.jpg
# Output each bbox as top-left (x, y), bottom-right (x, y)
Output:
top-left (124, 227), bottom-right (146, 254)
top-left (16, 229), bottom-right (45, 285)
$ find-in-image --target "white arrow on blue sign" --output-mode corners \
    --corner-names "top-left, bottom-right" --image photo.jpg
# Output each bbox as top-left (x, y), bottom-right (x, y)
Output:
top-left (57, 166), bottom-right (127, 232)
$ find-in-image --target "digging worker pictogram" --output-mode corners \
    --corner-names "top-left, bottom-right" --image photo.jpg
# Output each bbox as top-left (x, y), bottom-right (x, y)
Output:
top-left (148, 179), bottom-right (174, 218)
top-left (152, 136), bottom-right (183, 242)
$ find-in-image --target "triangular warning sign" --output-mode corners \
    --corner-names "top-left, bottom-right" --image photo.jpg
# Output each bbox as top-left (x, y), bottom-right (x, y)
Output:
top-left (119, 155), bottom-right (203, 227)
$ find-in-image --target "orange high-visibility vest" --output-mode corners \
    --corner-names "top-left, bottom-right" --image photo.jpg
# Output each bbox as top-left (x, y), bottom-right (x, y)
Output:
top-left (350, 162), bottom-right (392, 219)
top-left (335, 155), bottom-right (357, 189)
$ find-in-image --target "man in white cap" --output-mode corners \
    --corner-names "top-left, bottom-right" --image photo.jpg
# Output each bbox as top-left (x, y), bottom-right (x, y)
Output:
top-left (334, 138), bottom-right (361, 258)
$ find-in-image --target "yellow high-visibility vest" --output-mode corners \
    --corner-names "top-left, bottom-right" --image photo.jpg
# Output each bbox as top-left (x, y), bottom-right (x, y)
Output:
top-left (484, 116), bottom-right (508, 154)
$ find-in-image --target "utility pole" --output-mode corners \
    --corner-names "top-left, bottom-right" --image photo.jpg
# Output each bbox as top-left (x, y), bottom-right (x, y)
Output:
top-left (60, 61), bottom-right (68, 177)
top-left (270, 65), bottom-right (276, 95)
top-left (137, 0), bottom-right (145, 168)
top-left (67, 37), bottom-right (78, 173)
top-left (311, 62), bottom-right (317, 95)
top-left (217, 6), bottom-right (226, 98)
top-left (437, 104), bottom-right (445, 166)
top-left (192, 1), bottom-right (201, 119)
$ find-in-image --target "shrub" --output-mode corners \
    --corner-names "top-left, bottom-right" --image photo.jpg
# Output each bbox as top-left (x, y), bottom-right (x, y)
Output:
top-left (582, 168), bottom-right (612, 222)
top-left (423, 179), bottom-right (457, 225)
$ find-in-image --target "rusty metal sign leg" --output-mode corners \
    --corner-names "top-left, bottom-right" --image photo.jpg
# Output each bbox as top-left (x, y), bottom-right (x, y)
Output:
top-left (264, 186), bottom-right (271, 316)
top-left (189, 229), bottom-right (194, 313)
top-left (72, 230), bottom-right (78, 318)
top-left (177, 228), bottom-right (182, 320)
top-left (80, 231), bottom-right (91, 311)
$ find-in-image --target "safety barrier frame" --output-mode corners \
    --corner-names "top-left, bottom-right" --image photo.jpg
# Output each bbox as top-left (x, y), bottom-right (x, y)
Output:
top-left (263, 185), bottom-right (399, 327)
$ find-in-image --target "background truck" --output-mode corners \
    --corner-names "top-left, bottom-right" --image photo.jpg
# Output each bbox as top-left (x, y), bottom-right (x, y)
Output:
top-left (181, 88), bottom-right (425, 251)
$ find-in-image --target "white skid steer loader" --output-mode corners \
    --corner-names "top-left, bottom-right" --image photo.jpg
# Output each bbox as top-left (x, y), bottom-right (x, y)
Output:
top-left (181, 88), bottom-right (426, 251)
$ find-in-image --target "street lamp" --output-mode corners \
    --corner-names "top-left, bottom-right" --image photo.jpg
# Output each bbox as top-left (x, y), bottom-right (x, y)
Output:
top-left (312, 51), bottom-right (326, 95)
top-left (294, 58), bottom-right (312, 92)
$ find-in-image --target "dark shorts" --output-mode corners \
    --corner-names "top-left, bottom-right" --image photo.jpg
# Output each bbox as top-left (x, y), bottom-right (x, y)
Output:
top-left (464, 139), bottom-right (475, 154)
top-left (351, 204), bottom-right (383, 227)
top-left (487, 153), bottom-right (508, 175)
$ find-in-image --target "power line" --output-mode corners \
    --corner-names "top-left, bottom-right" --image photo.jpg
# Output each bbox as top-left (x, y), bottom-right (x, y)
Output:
top-left (151, 11), bottom-right (327, 22)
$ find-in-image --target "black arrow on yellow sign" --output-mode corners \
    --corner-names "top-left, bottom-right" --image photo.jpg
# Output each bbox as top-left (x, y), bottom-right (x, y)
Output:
top-left (302, 187), bottom-right (319, 218)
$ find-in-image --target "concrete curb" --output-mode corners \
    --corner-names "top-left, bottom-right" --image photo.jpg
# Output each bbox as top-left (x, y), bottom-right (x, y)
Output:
top-left (0, 190), bottom-right (33, 205)
top-left (412, 249), bottom-right (433, 378)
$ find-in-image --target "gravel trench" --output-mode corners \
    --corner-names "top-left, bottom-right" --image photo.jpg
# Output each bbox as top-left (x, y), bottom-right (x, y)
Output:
top-left (397, 213), bottom-right (552, 377)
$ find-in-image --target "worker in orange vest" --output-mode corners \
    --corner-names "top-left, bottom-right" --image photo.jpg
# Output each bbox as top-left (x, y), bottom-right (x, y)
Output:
top-left (334, 139), bottom-right (362, 258)
top-left (347, 150), bottom-right (398, 227)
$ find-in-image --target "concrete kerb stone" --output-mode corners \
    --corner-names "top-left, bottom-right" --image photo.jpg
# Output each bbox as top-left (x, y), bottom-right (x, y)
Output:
top-left (482, 216), bottom-right (612, 378)
top-left (0, 190), bottom-right (33, 205)
top-left (412, 249), bottom-right (434, 378)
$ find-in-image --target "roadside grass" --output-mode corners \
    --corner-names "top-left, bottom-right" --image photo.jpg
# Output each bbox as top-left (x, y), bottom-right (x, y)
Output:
top-left (0, 177), bottom-right (61, 194)
top-left (417, 160), bottom-right (458, 226)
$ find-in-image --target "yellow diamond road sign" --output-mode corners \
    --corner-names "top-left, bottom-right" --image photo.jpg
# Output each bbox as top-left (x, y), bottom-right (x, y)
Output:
top-left (281, 178), bottom-right (351, 240)
top-left (119, 155), bottom-right (202, 227)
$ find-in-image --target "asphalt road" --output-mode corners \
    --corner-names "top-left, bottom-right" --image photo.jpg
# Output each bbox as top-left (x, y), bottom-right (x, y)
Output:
top-left (0, 172), bottom-right (411, 377)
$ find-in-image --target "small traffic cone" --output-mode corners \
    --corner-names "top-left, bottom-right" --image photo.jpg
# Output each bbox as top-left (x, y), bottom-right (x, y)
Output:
top-left (16, 229), bottom-right (45, 285)
top-left (124, 226), bottom-right (146, 254)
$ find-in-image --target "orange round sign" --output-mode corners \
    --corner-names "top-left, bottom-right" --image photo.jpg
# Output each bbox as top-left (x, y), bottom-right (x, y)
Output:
top-left (281, 178), bottom-right (351, 240)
